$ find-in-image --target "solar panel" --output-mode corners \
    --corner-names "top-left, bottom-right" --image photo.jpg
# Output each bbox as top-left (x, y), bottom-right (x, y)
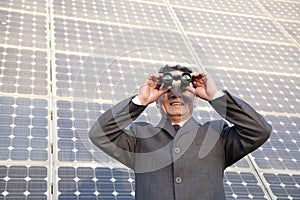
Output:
top-left (0, 47), bottom-right (49, 95)
top-left (259, 0), bottom-right (300, 20)
top-left (224, 171), bottom-right (268, 199)
top-left (190, 36), bottom-right (299, 74)
top-left (175, 8), bottom-right (288, 42)
top-left (169, 0), bottom-right (266, 16)
top-left (53, 18), bottom-right (195, 62)
top-left (251, 115), bottom-right (300, 170)
top-left (0, 10), bottom-right (47, 49)
top-left (279, 21), bottom-right (300, 44)
top-left (57, 167), bottom-right (134, 200)
top-left (0, 0), bottom-right (299, 199)
top-left (53, 0), bottom-right (177, 29)
top-left (263, 173), bottom-right (300, 199)
top-left (0, 165), bottom-right (48, 199)
top-left (0, 97), bottom-right (49, 161)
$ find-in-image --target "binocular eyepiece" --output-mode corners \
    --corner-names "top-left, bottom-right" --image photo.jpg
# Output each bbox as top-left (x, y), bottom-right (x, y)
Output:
top-left (162, 72), bottom-right (192, 88)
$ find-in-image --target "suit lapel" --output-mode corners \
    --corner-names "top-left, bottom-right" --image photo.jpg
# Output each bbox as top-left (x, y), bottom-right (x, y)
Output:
top-left (177, 118), bottom-right (200, 136)
top-left (157, 118), bottom-right (176, 137)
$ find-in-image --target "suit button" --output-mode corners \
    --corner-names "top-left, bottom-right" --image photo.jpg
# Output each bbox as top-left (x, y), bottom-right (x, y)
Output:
top-left (174, 148), bottom-right (180, 154)
top-left (175, 177), bottom-right (182, 184)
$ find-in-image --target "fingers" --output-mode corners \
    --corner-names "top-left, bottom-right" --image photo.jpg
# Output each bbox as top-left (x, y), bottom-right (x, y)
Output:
top-left (191, 72), bottom-right (205, 77)
top-left (142, 72), bottom-right (214, 100)
top-left (185, 85), bottom-right (196, 93)
top-left (146, 74), bottom-right (162, 89)
top-left (138, 74), bottom-right (169, 105)
top-left (147, 74), bottom-right (161, 82)
top-left (191, 72), bottom-right (205, 88)
top-left (158, 86), bottom-right (171, 96)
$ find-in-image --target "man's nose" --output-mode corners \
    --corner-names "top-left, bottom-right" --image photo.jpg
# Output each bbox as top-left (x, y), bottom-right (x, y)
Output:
top-left (169, 81), bottom-right (183, 97)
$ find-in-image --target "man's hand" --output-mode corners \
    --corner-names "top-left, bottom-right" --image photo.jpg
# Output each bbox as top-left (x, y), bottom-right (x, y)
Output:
top-left (138, 75), bottom-right (171, 106)
top-left (186, 72), bottom-right (218, 101)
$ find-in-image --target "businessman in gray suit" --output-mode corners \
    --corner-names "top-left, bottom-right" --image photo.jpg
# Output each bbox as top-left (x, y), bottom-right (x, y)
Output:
top-left (89, 65), bottom-right (272, 200)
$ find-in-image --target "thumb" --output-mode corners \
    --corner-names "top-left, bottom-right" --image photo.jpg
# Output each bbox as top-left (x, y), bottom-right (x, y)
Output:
top-left (158, 86), bottom-right (171, 97)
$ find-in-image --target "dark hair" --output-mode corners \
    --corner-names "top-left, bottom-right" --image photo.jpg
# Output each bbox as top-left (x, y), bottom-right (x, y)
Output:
top-left (159, 64), bottom-right (193, 74)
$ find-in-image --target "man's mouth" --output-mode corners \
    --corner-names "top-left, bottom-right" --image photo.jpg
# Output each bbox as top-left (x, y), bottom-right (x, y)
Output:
top-left (170, 102), bottom-right (184, 106)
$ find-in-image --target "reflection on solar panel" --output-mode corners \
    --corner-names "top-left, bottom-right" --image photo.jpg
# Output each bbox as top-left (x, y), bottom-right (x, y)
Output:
top-left (0, 0), bottom-right (299, 199)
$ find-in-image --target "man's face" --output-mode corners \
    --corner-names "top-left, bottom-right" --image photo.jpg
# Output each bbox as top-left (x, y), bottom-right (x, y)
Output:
top-left (157, 70), bottom-right (195, 123)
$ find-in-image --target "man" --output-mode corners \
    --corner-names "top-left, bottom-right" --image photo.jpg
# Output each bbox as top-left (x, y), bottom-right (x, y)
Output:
top-left (89, 65), bottom-right (272, 199)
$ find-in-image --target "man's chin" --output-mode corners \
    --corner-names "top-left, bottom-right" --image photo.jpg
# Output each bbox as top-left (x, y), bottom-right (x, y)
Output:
top-left (169, 109), bottom-right (187, 115)
top-left (168, 112), bottom-right (185, 118)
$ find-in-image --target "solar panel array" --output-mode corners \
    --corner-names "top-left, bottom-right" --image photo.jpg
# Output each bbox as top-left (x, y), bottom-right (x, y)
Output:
top-left (0, 0), bottom-right (299, 199)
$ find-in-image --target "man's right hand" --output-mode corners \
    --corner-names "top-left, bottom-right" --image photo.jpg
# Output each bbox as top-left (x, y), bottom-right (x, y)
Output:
top-left (138, 75), bottom-right (171, 106)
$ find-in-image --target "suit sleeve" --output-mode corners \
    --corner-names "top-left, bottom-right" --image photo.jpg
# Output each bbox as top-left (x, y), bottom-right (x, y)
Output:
top-left (89, 96), bottom-right (146, 169)
top-left (210, 90), bottom-right (272, 167)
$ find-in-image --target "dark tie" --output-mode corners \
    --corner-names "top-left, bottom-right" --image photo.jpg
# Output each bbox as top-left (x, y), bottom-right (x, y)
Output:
top-left (173, 124), bottom-right (180, 133)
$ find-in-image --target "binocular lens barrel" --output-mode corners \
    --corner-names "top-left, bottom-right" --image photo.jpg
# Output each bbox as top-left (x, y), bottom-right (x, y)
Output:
top-left (181, 74), bottom-right (191, 84)
top-left (162, 73), bottom-right (173, 84)
top-left (162, 73), bottom-right (191, 87)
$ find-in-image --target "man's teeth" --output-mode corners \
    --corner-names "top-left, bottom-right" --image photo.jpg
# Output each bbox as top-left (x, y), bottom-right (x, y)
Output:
top-left (171, 102), bottom-right (182, 106)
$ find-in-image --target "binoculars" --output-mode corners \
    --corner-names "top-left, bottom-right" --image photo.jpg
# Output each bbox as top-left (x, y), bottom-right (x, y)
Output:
top-left (162, 73), bottom-right (192, 88)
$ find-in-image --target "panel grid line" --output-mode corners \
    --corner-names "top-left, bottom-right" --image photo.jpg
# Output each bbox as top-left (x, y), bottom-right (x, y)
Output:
top-left (255, 0), bottom-right (300, 49)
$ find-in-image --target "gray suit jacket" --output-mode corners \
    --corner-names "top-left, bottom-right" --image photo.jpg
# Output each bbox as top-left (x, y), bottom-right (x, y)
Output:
top-left (89, 91), bottom-right (272, 200)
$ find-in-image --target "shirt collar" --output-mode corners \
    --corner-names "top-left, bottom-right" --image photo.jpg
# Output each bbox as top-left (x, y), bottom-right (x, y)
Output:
top-left (172, 119), bottom-right (188, 127)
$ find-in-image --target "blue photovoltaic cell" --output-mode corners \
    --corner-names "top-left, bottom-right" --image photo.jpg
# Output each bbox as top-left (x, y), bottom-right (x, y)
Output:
top-left (0, 96), bottom-right (48, 161)
top-left (0, 46), bottom-right (49, 96)
top-left (57, 167), bottom-right (134, 200)
top-left (0, 10), bottom-right (47, 49)
top-left (263, 173), bottom-right (300, 199)
top-left (251, 115), bottom-right (300, 170)
top-left (0, 165), bottom-right (48, 199)
top-left (56, 100), bottom-right (111, 162)
top-left (224, 172), bottom-right (267, 199)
